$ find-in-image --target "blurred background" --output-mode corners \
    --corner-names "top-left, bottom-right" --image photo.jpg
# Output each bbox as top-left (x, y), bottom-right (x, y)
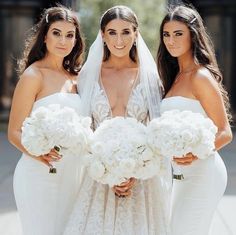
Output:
top-left (0, 0), bottom-right (236, 234)
top-left (0, 0), bottom-right (236, 126)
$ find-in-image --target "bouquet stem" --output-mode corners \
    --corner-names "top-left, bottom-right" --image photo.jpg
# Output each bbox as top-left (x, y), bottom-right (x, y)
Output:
top-left (172, 161), bottom-right (184, 180)
top-left (48, 145), bottom-right (61, 174)
top-left (49, 166), bottom-right (57, 174)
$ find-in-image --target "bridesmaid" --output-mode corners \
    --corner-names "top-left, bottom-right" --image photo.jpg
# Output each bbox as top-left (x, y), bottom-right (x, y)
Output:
top-left (8, 5), bottom-right (84, 235)
top-left (157, 4), bottom-right (232, 235)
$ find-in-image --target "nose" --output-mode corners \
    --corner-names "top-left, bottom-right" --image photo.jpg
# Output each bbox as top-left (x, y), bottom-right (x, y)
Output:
top-left (167, 36), bottom-right (175, 46)
top-left (59, 36), bottom-right (66, 45)
top-left (116, 34), bottom-right (124, 46)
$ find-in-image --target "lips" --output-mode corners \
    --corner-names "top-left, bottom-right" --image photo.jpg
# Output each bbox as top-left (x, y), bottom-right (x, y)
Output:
top-left (114, 46), bottom-right (125, 50)
top-left (168, 47), bottom-right (179, 50)
top-left (56, 47), bottom-right (67, 50)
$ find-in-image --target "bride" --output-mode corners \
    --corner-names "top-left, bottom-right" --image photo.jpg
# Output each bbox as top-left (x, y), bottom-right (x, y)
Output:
top-left (8, 5), bottom-right (85, 235)
top-left (64, 5), bottom-right (171, 235)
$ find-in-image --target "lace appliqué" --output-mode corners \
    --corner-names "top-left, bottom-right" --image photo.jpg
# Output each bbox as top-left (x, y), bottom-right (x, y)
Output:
top-left (64, 82), bottom-right (169, 235)
top-left (91, 82), bottom-right (148, 127)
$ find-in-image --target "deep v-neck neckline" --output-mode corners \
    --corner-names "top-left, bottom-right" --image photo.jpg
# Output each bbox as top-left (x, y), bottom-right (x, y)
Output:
top-left (99, 69), bottom-right (139, 118)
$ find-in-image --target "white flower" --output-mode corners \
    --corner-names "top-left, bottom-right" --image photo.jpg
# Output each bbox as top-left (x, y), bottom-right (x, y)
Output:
top-left (147, 110), bottom-right (217, 160)
top-left (21, 105), bottom-right (92, 158)
top-left (85, 117), bottom-right (163, 186)
top-left (88, 160), bottom-right (106, 179)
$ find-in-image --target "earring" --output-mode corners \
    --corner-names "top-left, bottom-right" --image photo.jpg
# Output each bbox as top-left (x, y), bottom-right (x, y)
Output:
top-left (65, 60), bottom-right (70, 65)
top-left (133, 41), bottom-right (136, 47)
top-left (103, 41), bottom-right (107, 46)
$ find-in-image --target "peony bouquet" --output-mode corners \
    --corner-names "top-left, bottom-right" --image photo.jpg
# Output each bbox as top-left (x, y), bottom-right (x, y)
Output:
top-left (21, 104), bottom-right (92, 172)
top-left (82, 117), bottom-right (162, 187)
top-left (147, 110), bottom-right (217, 178)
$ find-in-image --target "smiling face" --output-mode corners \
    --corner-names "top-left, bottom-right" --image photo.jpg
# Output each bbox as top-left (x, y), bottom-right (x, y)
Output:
top-left (44, 20), bottom-right (76, 58)
top-left (102, 19), bottom-right (137, 58)
top-left (163, 20), bottom-right (192, 58)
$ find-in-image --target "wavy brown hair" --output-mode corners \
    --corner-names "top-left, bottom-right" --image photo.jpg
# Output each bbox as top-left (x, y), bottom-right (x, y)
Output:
top-left (18, 5), bottom-right (85, 75)
top-left (100, 5), bottom-right (138, 62)
top-left (157, 4), bottom-right (232, 121)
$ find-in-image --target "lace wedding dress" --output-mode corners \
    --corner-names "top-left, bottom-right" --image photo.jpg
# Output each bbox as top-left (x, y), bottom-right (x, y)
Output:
top-left (161, 96), bottom-right (227, 235)
top-left (64, 82), bottom-right (170, 235)
top-left (13, 93), bottom-right (83, 235)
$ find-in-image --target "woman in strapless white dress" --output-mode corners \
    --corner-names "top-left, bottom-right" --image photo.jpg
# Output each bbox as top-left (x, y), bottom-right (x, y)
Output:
top-left (157, 5), bottom-right (232, 235)
top-left (8, 6), bottom-right (85, 235)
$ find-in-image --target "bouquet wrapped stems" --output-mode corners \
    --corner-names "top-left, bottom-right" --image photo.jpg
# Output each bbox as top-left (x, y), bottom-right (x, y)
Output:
top-left (172, 161), bottom-right (184, 180)
top-left (21, 104), bottom-right (93, 174)
top-left (147, 110), bottom-right (217, 180)
top-left (48, 145), bottom-right (61, 174)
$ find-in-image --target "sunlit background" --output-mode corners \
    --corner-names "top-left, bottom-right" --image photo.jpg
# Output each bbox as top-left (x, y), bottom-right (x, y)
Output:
top-left (0, 0), bottom-right (235, 234)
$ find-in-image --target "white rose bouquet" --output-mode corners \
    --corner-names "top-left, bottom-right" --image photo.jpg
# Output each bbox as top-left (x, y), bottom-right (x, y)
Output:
top-left (83, 117), bottom-right (162, 187)
top-left (21, 104), bottom-right (92, 172)
top-left (147, 110), bottom-right (217, 178)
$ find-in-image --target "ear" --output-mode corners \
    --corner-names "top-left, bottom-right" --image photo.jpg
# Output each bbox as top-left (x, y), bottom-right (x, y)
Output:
top-left (101, 31), bottom-right (105, 42)
top-left (134, 30), bottom-right (138, 40)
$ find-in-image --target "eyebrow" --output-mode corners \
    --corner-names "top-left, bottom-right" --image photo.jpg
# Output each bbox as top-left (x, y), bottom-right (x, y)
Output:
top-left (163, 30), bottom-right (184, 33)
top-left (107, 28), bottom-right (131, 32)
top-left (51, 28), bottom-right (75, 33)
top-left (173, 30), bottom-right (184, 33)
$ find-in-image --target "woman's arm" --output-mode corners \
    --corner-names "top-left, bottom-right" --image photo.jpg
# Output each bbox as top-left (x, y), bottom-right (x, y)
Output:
top-left (174, 68), bottom-right (232, 166)
top-left (8, 67), bottom-right (42, 153)
top-left (192, 68), bottom-right (233, 150)
top-left (8, 67), bottom-right (59, 166)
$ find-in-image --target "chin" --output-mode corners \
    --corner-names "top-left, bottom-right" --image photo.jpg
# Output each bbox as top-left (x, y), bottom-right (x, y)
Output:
top-left (168, 51), bottom-right (181, 58)
top-left (112, 51), bottom-right (130, 58)
top-left (55, 51), bottom-right (71, 58)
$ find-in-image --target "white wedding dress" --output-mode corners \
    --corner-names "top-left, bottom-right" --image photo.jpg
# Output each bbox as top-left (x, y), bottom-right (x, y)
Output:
top-left (161, 96), bottom-right (227, 235)
top-left (13, 92), bottom-right (83, 235)
top-left (64, 82), bottom-right (170, 235)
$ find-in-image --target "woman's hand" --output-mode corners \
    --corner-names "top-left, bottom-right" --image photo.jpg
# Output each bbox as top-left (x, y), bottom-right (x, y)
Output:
top-left (173, 153), bottom-right (198, 165)
top-left (32, 148), bottom-right (62, 168)
top-left (112, 177), bottom-right (136, 198)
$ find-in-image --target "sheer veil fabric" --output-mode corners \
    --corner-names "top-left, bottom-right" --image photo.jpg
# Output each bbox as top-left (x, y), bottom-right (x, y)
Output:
top-left (78, 30), bottom-right (172, 229)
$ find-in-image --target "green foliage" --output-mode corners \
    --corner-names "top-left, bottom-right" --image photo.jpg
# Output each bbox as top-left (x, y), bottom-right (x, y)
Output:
top-left (77, 0), bottom-right (166, 57)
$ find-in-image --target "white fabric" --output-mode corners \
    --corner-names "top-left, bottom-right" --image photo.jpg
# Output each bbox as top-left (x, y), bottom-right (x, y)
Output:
top-left (78, 29), bottom-right (172, 196)
top-left (13, 93), bottom-right (83, 235)
top-left (161, 96), bottom-right (227, 235)
top-left (91, 81), bottom-right (149, 128)
top-left (64, 78), bottom-right (170, 235)
top-left (78, 31), bottom-right (163, 119)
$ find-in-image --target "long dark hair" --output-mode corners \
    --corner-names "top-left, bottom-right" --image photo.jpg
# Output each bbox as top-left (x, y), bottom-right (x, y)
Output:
top-left (100, 5), bottom-right (138, 62)
top-left (157, 4), bottom-right (231, 120)
top-left (18, 5), bottom-right (85, 75)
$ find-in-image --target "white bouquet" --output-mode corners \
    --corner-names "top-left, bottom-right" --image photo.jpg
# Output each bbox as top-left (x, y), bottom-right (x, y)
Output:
top-left (21, 104), bottom-right (92, 160)
top-left (147, 110), bottom-right (217, 177)
top-left (83, 117), bottom-right (162, 187)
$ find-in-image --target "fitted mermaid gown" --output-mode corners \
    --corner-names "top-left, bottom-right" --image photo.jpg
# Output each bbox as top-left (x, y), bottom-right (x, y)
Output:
top-left (161, 96), bottom-right (227, 235)
top-left (13, 93), bottom-right (83, 235)
top-left (64, 82), bottom-right (170, 235)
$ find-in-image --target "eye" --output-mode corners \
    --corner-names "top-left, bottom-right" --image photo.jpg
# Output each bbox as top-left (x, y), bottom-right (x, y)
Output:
top-left (108, 31), bottom-right (116, 35)
top-left (163, 32), bottom-right (169, 37)
top-left (175, 32), bottom-right (183, 36)
top-left (52, 31), bottom-right (60, 36)
top-left (123, 30), bottom-right (130, 35)
top-left (66, 33), bottom-right (75, 38)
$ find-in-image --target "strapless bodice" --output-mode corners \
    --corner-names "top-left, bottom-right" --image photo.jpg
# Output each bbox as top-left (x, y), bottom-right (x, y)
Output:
top-left (161, 96), bottom-right (207, 117)
top-left (32, 92), bottom-right (82, 114)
